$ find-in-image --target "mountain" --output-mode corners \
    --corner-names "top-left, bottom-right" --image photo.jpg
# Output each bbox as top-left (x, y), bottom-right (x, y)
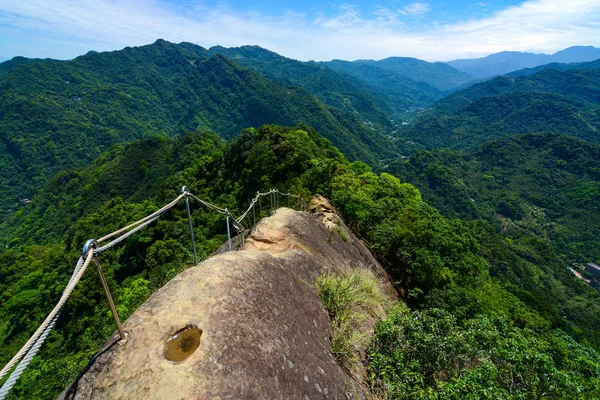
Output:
top-left (402, 67), bottom-right (600, 150)
top-left (508, 58), bottom-right (600, 77)
top-left (448, 46), bottom-right (600, 79)
top-left (206, 45), bottom-right (395, 131)
top-left (388, 132), bottom-right (600, 263)
top-left (322, 59), bottom-right (445, 116)
top-left (0, 56), bottom-right (55, 77)
top-left (0, 40), bottom-right (396, 211)
top-left (356, 57), bottom-right (474, 92)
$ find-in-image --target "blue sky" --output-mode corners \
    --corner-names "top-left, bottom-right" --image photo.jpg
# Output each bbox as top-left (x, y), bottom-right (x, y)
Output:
top-left (1, 0), bottom-right (599, 62)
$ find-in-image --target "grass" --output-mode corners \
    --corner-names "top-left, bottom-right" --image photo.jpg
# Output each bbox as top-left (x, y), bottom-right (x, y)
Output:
top-left (315, 267), bottom-right (391, 374)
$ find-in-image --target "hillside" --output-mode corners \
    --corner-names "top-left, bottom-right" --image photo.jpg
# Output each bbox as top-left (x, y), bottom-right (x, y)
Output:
top-left (206, 45), bottom-right (395, 131)
top-left (389, 132), bottom-right (600, 263)
top-left (449, 45), bottom-right (600, 79)
top-left (356, 57), bottom-right (474, 92)
top-left (2, 125), bottom-right (600, 399)
top-left (322, 59), bottom-right (445, 116)
top-left (402, 67), bottom-right (600, 150)
top-left (508, 58), bottom-right (600, 77)
top-left (0, 40), bottom-right (396, 212)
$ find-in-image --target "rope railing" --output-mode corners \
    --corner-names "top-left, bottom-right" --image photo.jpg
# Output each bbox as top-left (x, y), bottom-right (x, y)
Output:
top-left (0, 186), bottom-right (308, 398)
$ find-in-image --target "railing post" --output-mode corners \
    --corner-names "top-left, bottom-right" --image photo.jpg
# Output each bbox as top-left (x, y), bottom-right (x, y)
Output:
top-left (181, 186), bottom-right (198, 265)
top-left (83, 239), bottom-right (125, 340)
top-left (225, 210), bottom-right (232, 252)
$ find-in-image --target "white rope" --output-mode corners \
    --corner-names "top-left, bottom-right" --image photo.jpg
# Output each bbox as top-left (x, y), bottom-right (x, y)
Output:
top-left (97, 192), bottom-right (186, 243)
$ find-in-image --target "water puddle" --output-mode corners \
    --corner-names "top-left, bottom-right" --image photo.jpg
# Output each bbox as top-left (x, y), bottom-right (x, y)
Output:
top-left (164, 325), bottom-right (202, 362)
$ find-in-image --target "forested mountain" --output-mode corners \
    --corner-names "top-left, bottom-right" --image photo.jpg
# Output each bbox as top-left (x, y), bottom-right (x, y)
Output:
top-left (2, 126), bottom-right (600, 398)
top-left (3, 39), bottom-right (600, 399)
top-left (508, 58), bottom-right (600, 77)
top-left (0, 40), bottom-right (396, 212)
top-left (205, 45), bottom-right (395, 130)
top-left (402, 67), bottom-right (600, 149)
top-left (389, 132), bottom-right (600, 263)
top-left (449, 45), bottom-right (600, 79)
top-left (355, 56), bottom-right (474, 91)
top-left (322, 59), bottom-right (445, 115)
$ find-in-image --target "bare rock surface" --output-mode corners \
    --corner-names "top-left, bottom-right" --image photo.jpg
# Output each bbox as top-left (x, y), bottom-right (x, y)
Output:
top-left (60, 203), bottom-right (395, 399)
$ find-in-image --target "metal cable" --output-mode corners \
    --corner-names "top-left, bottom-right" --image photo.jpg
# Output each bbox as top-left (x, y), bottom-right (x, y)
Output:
top-left (0, 312), bottom-right (60, 399)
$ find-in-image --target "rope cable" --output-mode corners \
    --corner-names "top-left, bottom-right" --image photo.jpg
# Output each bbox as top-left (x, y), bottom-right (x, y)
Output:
top-left (0, 250), bottom-right (94, 384)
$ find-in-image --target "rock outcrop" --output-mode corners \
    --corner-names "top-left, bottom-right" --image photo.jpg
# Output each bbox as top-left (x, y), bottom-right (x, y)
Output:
top-left (60, 200), bottom-right (395, 399)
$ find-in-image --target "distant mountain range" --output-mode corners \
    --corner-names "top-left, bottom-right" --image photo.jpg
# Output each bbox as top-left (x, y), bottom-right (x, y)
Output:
top-left (3, 40), bottom-right (600, 210)
top-left (448, 46), bottom-right (600, 79)
top-left (402, 66), bottom-right (600, 150)
top-left (0, 40), bottom-right (400, 209)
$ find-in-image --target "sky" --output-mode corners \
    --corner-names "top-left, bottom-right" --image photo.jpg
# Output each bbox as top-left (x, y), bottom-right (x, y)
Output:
top-left (1, 0), bottom-right (600, 62)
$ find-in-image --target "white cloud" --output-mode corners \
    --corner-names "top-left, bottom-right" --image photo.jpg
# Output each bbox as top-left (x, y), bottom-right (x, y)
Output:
top-left (1, 0), bottom-right (600, 61)
top-left (399, 2), bottom-right (431, 16)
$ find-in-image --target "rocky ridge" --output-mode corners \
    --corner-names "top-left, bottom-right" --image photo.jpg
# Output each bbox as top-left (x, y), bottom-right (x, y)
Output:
top-left (60, 197), bottom-right (395, 399)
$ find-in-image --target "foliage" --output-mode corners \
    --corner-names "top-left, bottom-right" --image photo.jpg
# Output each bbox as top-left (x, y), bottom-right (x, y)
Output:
top-left (315, 267), bottom-right (390, 372)
top-left (207, 45), bottom-right (396, 132)
top-left (368, 306), bottom-right (600, 399)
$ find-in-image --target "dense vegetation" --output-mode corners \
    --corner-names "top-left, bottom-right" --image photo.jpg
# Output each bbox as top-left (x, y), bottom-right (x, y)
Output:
top-left (402, 67), bottom-right (600, 150)
top-left (323, 60), bottom-right (445, 116)
top-left (355, 57), bottom-right (474, 92)
top-left (2, 125), bottom-right (599, 398)
top-left (0, 40), bottom-right (397, 212)
top-left (207, 45), bottom-right (396, 131)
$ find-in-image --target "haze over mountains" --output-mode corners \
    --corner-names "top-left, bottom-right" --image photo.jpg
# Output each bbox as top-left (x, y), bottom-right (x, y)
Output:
top-left (448, 46), bottom-right (600, 79)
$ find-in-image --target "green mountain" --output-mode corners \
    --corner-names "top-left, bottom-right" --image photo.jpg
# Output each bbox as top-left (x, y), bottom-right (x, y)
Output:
top-left (322, 59), bottom-right (445, 116)
top-left (448, 46), bottom-right (600, 79)
top-left (356, 57), bottom-right (474, 92)
top-left (2, 125), bottom-right (600, 398)
top-left (389, 132), bottom-right (600, 263)
top-left (0, 40), bottom-right (395, 212)
top-left (508, 58), bottom-right (600, 77)
top-left (402, 67), bottom-right (600, 149)
top-left (206, 45), bottom-right (395, 131)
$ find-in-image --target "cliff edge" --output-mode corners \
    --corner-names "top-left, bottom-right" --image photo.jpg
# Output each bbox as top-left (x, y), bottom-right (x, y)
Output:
top-left (60, 197), bottom-right (395, 399)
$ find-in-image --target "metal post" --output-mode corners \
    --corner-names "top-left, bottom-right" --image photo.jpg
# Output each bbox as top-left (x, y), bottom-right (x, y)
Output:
top-left (82, 239), bottom-right (124, 340)
top-left (225, 211), bottom-right (232, 251)
top-left (253, 202), bottom-right (256, 226)
top-left (93, 258), bottom-right (125, 339)
top-left (241, 233), bottom-right (245, 250)
top-left (181, 186), bottom-right (198, 265)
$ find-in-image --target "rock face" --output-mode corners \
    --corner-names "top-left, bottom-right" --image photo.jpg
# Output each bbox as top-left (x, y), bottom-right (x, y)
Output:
top-left (60, 203), bottom-right (395, 399)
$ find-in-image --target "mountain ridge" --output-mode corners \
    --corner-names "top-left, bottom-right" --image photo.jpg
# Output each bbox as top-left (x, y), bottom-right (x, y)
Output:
top-left (448, 45), bottom-right (600, 79)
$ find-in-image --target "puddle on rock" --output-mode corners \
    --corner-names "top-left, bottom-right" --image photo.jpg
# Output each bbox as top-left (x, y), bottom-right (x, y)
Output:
top-left (164, 325), bottom-right (202, 362)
